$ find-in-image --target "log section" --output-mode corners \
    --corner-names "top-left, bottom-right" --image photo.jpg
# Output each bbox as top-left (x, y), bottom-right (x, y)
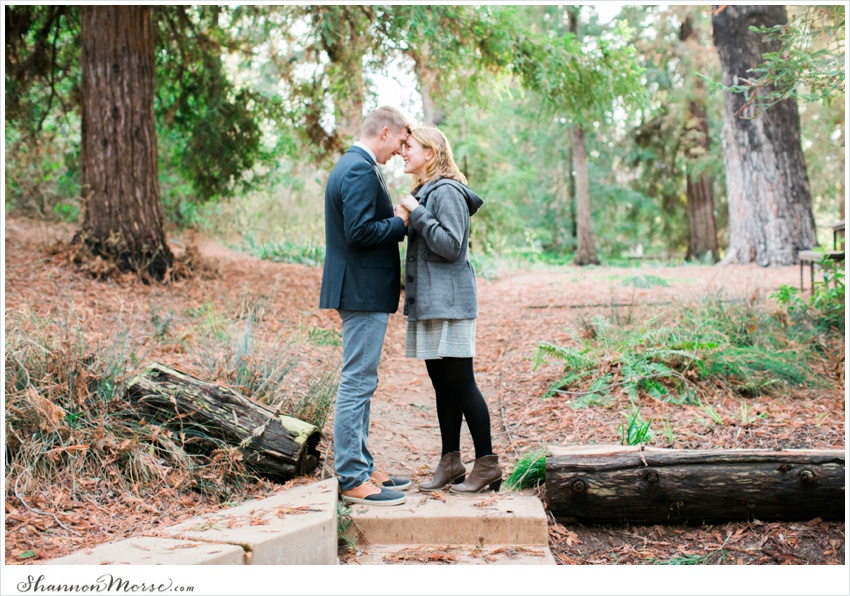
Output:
top-left (546, 445), bottom-right (844, 524)
top-left (127, 363), bottom-right (322, 480)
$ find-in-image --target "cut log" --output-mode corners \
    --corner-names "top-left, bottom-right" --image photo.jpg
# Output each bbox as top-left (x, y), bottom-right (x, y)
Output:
top-left (126, 363), bottom-right (322, 481)
top-left (545, 445), bottom-right (845, 524)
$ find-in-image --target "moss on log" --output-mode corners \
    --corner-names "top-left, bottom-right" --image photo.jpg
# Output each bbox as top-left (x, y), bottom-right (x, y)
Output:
top-left (545, 445), bottom-right (845, 524)
top-left (127, 362), bottom-right (322, 480)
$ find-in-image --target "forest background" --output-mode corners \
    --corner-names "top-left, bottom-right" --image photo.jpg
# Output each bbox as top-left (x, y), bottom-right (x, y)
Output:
top-left (4, 4), bottom-right (845, 267)
top-left (2, 2), bottom-right (847, 585)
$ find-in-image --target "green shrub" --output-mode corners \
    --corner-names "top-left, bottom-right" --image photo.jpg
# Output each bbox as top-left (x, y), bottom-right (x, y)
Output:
top-left (535, 291), bottom-right (825, 406)
top-left (772, 252), bottom-right (845, 334)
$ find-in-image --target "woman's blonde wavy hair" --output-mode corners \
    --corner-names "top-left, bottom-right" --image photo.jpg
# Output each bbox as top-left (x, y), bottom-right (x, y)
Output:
top-left (408, 126), bottom-right (467, 189)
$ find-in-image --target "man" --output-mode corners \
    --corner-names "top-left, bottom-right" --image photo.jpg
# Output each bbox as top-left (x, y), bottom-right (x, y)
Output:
top-left (320, 106), bottom-right (412, 506)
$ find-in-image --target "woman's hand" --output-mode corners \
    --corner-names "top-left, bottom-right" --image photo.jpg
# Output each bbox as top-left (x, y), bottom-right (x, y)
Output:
top-left (401, 194), bottom-right (420, 212)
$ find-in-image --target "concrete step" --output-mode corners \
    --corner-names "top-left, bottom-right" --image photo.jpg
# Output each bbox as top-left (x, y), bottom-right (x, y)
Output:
top-left (44, 536), bottom-right (246, 566)
top-left (349, 543), bottom-right (556, 565)
top-left (166, 477), bottom-right (339, 565)
top-left (343, 491), bottom-right (550, 553)
top-left (46, 478), bottom-right (339, 566)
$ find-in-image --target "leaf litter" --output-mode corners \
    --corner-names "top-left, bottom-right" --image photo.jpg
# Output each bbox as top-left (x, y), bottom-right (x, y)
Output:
top-left (4, 217), bottom-right (845, 565)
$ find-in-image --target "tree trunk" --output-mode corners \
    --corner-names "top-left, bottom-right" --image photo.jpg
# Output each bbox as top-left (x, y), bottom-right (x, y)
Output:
top-left (79, 6), bottom-right (173, 281)
top-left (680, 16), bottom-right (719, 263)
top-left (545, 445), bottom-right (845, 524)
top-left (548, 153), bottom-right (572, 252)
top-left (411, 44), bottom-right (445, 126)
top-left (712, 5), bottom-right (817, 266)
top-left (126, 363), bottom-right (323, 481)
top-left (572, 127), bottom-right (599, 266)
top-left (567, 146), bottom-right (576, 243)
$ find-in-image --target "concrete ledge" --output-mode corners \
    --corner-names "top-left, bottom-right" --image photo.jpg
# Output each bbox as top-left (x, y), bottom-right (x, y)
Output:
top-left (351, 543), bottom-right (556, 565)
top-left (167, 478), bottom-right (338, 565)
top-left (43, 478), bottom-right (339, 566)
top-left (346, 493), bottom-right (548, 546)
top-left (44, 536), bottom-right (246, 565)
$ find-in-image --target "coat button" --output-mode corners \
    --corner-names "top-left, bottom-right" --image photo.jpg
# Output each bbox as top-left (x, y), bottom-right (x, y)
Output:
top-left (406, 275), bottom-right (414, 282)
top-left (423, 250), bottom-right (432, 258)
top-left (407, 255), bottom-right (415, 262)
top-left (408, 297), bottom-right (415, 304)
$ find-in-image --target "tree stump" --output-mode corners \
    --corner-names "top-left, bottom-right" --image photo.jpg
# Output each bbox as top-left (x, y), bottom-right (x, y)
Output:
top-left (126, 363), bottom-right (322, 481)
top-left (545, 445), bottom-right (845, 524)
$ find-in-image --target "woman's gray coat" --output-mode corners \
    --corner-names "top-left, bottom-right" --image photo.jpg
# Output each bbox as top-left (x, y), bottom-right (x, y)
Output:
top-left (403, 177), bottom-right (484, 321)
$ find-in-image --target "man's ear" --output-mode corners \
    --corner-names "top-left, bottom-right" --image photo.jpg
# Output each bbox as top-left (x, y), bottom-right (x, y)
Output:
top-left (380, 127), bottom-right (390, 141)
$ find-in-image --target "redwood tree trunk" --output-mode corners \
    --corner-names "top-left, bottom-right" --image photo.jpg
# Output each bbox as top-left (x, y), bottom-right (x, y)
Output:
top-left (712, 5), bottom-right (816, 266)
top-left (79, 6), bottom-right (173, 280)
top-left (681, 16), bottom-right (719, 263)
top-left (572, 127), bottom-right (599, 266)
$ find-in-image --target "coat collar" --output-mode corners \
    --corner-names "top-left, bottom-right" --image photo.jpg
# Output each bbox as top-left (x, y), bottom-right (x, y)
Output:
top-left (350, 144), bottom-right (377, 166)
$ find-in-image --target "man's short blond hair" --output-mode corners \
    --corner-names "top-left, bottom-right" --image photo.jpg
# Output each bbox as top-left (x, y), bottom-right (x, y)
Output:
top-left (361, 106), bottom-right (410, 139)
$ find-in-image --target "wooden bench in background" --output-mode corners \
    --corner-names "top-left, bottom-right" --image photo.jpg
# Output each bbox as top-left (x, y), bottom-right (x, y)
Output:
top-left (799, 220), bottom-right (845, 292)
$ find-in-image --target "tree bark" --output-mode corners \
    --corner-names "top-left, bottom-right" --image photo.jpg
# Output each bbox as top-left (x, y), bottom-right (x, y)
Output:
top-left (572, 127), bottom-right (600, 266)
top-left (712, 5), bottom-right (817, 266)
top-left (545, 445), bottom-right (845, 524)
top-left (411, 43), bottom-right (445, 127)
top-left (126, 363), bottom-right (322, 481)
top-left (680, 16), bottom-right (719, 263)
top-left (79, 6), bottom-right (173, 281)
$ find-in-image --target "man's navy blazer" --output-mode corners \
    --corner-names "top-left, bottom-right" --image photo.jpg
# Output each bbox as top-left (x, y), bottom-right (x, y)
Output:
top-left (319, 146), bottom-right (406, 313)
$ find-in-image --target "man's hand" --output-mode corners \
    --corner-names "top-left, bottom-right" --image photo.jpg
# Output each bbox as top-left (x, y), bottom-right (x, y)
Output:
top-left (394, 204), bottom-right (410, 226)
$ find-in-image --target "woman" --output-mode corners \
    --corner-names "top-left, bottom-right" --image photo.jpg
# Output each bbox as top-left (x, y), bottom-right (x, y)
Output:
top-left (397, 126), bottom-right (502, 494)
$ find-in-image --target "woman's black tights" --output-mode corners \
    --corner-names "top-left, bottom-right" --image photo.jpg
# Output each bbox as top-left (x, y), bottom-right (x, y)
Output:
top-left (425, 357), bottom-right (493, 459)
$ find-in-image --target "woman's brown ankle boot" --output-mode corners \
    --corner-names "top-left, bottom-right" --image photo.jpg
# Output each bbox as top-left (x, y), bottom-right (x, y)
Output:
top-left (450, 455), bottom-right (502, 494)
top-left (419, 451), bottom-right (466, 492)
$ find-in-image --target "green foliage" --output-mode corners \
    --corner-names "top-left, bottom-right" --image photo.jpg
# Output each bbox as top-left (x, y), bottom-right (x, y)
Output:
top-left (727, 6), bottom-right (846, 112)
top-left (622, 275), bottom-right (669, 288)
top-left (504, 450), bottom-right (547, 491)
top-left (5, 5), bottom-right (288, 222)
top-left (512, 15), bottom-right (648, 123)
top-left (618, 407), bottom-right (654, 445)
top-left (4, 114), bottom-right (81, 220)
top-left (308, 328), bottom-right (342, 347)
top-left (5, 5), bottom-right (842, 265)
top-left (153, 6), bottom-right (287, 205)
top-left (772, 253), bottom-right (845, 334)
top-left (337, 501), bottom-right (358, 552)
top-left (239, 232), bottom-right (326, 267)
top-left (698, 399), bottom-right (724, 425)
top-left (535, 292), bottom-right (825, 407)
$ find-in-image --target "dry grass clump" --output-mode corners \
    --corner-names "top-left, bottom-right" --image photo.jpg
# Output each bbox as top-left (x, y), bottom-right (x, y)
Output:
top-left (4, 304), bottom-right (338, 514)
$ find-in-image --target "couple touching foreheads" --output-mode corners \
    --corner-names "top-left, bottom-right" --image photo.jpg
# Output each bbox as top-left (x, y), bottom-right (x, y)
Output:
top-left (319, 106), bottom-right (501, 506)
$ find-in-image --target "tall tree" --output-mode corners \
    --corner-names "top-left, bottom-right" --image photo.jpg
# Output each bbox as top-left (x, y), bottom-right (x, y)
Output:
top-left (566, 8), bottom-right (598, 266)
top-left (680, 14), bottom-right (719, 262)
top-left (712, 5), bottom-right (816, 266)
top-left (78, 6), bottom-right (172, 279)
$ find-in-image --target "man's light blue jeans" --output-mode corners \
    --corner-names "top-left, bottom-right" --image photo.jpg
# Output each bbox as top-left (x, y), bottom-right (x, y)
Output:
top-left (334, 309), bottom-right (389, 491)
